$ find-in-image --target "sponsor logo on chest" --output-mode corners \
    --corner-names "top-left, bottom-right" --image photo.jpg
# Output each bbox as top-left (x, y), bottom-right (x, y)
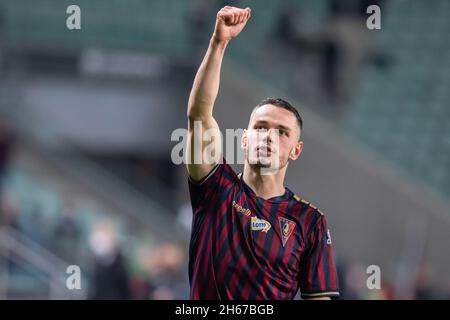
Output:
top-left (250, 216), bottom-right (271, 233)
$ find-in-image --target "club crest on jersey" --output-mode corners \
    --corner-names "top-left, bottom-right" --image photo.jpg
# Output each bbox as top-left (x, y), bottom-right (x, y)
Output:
top-left (279, 217), bottom-right (296, 247)
top-left (250, 216), bottom-right (271, 233)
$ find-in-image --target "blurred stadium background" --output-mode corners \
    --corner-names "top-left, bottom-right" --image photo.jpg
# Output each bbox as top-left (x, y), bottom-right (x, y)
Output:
top-left (0, 0), bottom-right (449, 299)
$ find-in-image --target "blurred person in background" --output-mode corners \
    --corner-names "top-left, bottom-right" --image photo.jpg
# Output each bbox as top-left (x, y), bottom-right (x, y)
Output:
top-left (88, 221), bottom-right (131, 299)
top-left (275, 3), bottom-right (304, 52)
top-left (320, 0), bottom-right (383, 104)
top-left (51, 200), bottom-right (82, 263)
top-left (188, 0), bottom-right (215, 50)
top-left (414, 264), bottom-right (433, 300)
top-left (147, 242), bottom-right (189, 300)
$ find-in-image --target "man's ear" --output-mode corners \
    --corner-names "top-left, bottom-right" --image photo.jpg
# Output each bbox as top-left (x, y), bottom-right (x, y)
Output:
top-left (289, 141), bottom-right (304, 161)
top-left (241, 129), bottom-right (248, 149)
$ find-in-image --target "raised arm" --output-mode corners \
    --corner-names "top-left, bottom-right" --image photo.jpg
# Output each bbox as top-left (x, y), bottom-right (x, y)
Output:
top-left (186, 6), bottom-right (251, 181)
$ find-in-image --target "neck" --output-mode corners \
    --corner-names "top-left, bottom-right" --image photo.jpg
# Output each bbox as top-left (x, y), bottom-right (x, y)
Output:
top-left (242, 162), bottom-right (287, 200)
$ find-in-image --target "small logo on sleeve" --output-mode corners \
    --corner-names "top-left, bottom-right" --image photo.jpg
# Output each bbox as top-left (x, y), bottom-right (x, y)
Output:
top-left (250, 216), bottom-right (271, 233)
top-left (279, 217), bottom-right (296, 247)
top-left (326, 229), bottom-right (332, 245)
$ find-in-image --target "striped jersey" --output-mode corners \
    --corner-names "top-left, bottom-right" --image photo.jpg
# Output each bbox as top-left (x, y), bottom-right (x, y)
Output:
top-left (188, 158), bottom-right (339, 299)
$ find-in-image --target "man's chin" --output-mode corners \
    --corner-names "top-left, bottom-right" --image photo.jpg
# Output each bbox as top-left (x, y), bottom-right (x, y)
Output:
top-left (253, 162), bottom-right (272, 168)
top-left (248, 158), bottom-right (279, 169)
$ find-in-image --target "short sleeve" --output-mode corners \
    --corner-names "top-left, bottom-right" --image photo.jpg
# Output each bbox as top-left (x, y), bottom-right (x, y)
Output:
top-left (188, 157), bottom-right (237, 211)
top-left (298, 214), bottom-right (340, 299)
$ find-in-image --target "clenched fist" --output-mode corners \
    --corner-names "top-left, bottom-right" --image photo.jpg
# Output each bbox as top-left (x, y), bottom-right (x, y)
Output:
top-left (212, 6), bottom-right (251, 42)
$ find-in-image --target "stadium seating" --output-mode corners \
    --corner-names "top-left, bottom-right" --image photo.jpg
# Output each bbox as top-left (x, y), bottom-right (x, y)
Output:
top-left (344, 0), bottom-right (450, 198)
top-left (0, 0), bottom-right (191, 54)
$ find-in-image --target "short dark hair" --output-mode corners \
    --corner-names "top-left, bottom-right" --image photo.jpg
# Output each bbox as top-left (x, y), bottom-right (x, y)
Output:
top-left (253, 98), bottom-right (303, 135)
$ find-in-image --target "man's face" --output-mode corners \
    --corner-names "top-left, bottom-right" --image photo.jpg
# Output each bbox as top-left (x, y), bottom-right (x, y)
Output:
top-left (242, 104), bottom-right (303, 173)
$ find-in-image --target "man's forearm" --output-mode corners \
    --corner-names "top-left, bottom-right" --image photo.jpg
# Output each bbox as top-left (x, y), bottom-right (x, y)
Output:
top-left (187, 38), bottom-right (229, 121)
top-left (187, 6), bottom-right (251, 121)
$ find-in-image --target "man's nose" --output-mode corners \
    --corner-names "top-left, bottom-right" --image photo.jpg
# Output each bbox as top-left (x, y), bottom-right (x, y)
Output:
top-left (262, 129), bottom-right (274, 143)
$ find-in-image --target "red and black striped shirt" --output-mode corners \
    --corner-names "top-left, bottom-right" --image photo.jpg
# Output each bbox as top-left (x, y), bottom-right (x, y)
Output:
top-left (188, 158), bottom-right (339, 299)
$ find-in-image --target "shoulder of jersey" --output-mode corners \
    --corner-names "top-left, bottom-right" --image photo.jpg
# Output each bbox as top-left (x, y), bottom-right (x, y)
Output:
top-left (292, 194), bottom-right (325, 216)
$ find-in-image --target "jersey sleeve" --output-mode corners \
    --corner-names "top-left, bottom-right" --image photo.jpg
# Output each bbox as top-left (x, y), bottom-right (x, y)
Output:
top-left (298, 213), bottom-right (340, 299)
top-left (188, 157), bottom-right (237, 212)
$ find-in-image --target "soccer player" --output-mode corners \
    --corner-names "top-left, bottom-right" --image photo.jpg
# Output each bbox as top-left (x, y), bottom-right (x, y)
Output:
top-left (186, 6), bottom-right (339, 300)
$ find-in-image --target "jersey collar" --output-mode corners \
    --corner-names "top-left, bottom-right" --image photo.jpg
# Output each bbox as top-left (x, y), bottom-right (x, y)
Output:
top-left (237, 172), bottom-right (293, 203)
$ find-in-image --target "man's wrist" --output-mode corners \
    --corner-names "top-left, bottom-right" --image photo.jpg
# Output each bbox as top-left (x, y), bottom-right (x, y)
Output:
top-left (210, 36), bottom-right (229, 49)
